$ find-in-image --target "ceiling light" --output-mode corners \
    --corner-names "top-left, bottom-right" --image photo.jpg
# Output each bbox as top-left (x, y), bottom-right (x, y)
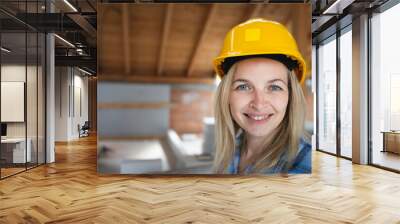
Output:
top-left (1, 47), bottom-right (11, 53)
top-left (78, 67), bottom-right (93, 76)
top-left (63, 0), bottom-right (78, 12)
top-left (322, 0), bottom-right (355, 15)
top-left (54, 34), bottom-right (75, 48)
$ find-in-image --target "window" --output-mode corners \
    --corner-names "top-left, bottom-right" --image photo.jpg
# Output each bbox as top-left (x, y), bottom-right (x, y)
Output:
top-left (371, 2), bottom-right (400, 171)
top-left (317, 36), bottom-right (337, 154)
top-left (339, 28), bottom-right (352, 158)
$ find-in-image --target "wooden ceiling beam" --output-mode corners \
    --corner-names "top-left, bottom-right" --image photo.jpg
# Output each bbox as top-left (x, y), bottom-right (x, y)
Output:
top-left (122, 4), bottom-right (131, 75)
top-left (186, 4), bottom-right (218, 77)
top-left (157, 4), bottom-right (174, 76)
top-left (293, 6), bottom-right (311, 79)
top-left (280, 7), bottom-right (297, 40)
top-left (246, 4), bottom-right (263, 20)
top-left (98, 5), bottom-right (105, 76)
top-left (100, 74), bottom-right (215, 85)
top-left (67, 14), bottom-right (97, 41)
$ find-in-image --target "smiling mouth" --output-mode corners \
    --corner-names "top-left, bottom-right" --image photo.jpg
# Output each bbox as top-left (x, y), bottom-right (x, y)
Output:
top-left (243, 113), bottom-right (273, 121)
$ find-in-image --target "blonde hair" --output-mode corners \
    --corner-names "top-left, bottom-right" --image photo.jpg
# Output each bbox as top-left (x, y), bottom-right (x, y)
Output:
top-left (212, 63), bottom-right (308, 174)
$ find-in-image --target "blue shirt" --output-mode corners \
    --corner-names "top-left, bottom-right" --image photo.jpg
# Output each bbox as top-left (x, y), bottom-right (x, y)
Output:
top-left (227, 132), bottom-right (311, 174)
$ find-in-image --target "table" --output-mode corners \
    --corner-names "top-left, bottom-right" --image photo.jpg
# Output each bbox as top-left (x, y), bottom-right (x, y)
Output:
top-left (381, 131), bottom-right (400, 154)
top-left (1, 138), bottom-right (31, 163)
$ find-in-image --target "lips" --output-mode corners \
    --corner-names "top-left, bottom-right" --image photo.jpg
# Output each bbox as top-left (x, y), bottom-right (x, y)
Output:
top-left (243, 113), bottom-right (273, 122)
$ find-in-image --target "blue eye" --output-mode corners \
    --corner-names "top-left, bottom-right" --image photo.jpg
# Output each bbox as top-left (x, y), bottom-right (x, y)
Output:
top-left (270, 85), bottom-right (283, 91)
top-left (235, 84), bottom-right (251, 91)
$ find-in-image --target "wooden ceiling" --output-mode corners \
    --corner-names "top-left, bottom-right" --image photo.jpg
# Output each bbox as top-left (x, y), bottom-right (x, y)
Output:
top-left (98, 3), bottom-right (311, 84)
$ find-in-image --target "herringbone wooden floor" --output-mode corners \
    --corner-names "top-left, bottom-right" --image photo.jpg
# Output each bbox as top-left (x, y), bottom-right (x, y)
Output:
top-left (1, 135), bottom-right (400, 224)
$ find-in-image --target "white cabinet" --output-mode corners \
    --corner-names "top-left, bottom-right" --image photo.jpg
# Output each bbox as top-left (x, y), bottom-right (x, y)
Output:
top-left (1, 138), bottom-right (31, 163)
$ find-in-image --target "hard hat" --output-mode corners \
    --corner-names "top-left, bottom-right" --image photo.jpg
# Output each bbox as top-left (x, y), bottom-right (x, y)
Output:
top-left (213, 18), bottom-right (306, 84)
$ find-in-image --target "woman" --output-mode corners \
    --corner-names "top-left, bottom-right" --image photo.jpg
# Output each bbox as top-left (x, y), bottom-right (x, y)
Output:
top-left (212, 18), bottom-right (311, 175)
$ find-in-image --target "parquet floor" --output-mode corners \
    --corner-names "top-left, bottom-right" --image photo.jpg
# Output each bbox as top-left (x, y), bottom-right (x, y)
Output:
top-left (1, 135), bottom-right (400, 223)
top-left (1, 167), bottom-right (26, 178)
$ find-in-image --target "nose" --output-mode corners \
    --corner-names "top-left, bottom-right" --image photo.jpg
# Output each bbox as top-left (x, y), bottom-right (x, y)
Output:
top-left (249, 89), bottom-right (269, 110)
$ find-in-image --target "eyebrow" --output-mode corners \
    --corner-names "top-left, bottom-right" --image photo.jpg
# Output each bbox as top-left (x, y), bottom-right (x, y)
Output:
top-left (232, 79), bottom-right (249, 85)
top-left (232, 78), bottom-right (288, 85)
top-left (269, 78), bottom-right (288, 86)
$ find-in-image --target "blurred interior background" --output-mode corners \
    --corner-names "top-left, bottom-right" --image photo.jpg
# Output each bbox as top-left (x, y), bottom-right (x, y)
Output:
top-left (96, 3), bottom-right (312, 174)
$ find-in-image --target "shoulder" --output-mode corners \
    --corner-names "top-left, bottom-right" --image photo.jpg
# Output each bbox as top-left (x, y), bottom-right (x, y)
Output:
top-left (289, 138), bottom-right (312, 174)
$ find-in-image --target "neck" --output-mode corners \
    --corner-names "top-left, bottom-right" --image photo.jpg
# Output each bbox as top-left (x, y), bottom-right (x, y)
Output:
top-left (244, 133), bottom-right (273, 158)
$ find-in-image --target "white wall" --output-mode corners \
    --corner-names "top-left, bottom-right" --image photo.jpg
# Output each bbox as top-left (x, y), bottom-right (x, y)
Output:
top-left (1, 65), bottom-right (26, 81)
top-left (1, 65), bottom-right (34, 137)
top-left (1, 64), bottom-right (46, 163)
top-left (55, 67), bottom-right (89, 141)
top-left (71, 73), bottom-right (89, 138)
top-left (1, 65), bottom-right (26, 127)
top-left (97, 82), bottom-right (170, 138)
top-left (55, 67), bottom-right (69, 141)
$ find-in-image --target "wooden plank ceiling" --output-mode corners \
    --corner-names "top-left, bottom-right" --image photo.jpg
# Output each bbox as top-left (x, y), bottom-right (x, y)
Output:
top-left (98, 3), bottom-right (311, 84)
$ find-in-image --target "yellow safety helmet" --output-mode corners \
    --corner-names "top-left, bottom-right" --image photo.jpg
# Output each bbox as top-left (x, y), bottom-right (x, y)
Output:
top-left (213, 18), bottom-right (306, 84)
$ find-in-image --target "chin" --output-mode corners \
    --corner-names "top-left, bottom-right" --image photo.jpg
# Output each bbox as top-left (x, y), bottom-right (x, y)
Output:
top-left (240, 125), bottom-right (273, 137)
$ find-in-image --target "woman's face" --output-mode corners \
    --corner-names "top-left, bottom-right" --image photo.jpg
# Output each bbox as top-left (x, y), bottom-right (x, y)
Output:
top-left (229, 58), bottom-right (289, 138)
